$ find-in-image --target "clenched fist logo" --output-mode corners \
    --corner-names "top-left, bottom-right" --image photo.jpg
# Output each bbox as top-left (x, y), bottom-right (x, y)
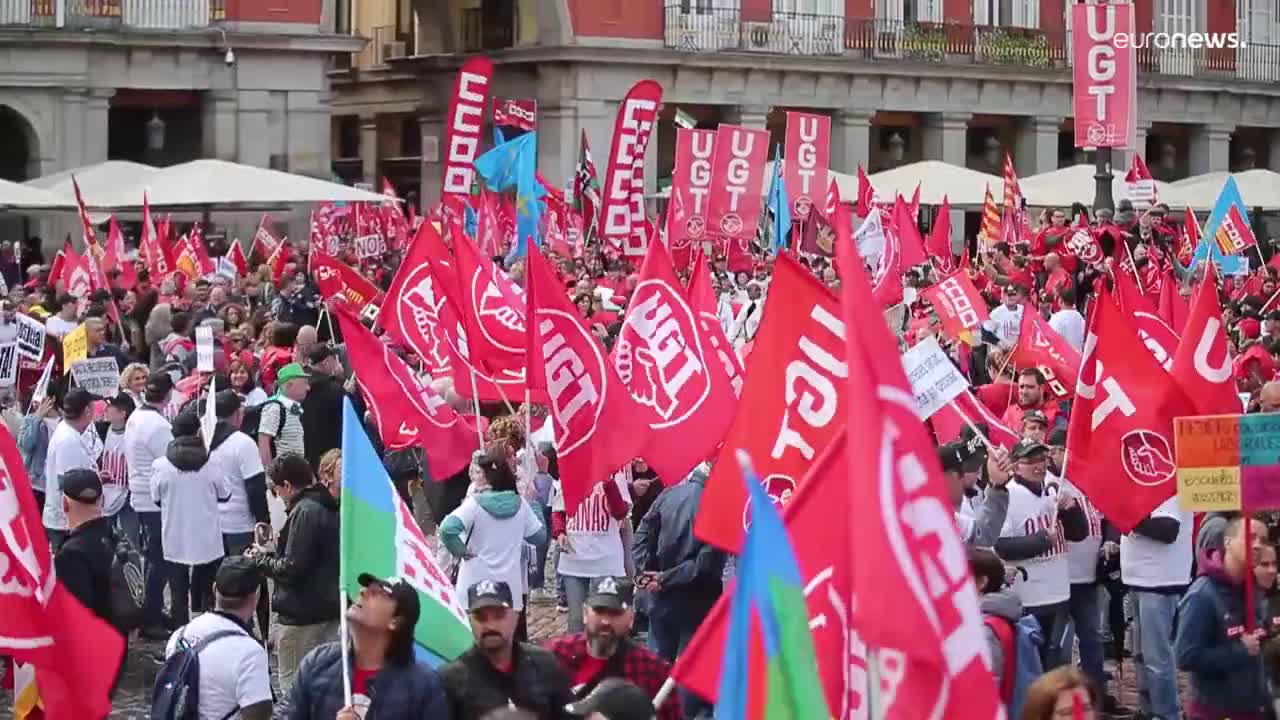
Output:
top-left (1121, 430), bottom-right (1176, 487)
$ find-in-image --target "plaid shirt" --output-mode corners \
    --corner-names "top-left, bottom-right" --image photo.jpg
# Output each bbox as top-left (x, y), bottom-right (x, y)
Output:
top-left (544, 634), bottom-right (681, 720)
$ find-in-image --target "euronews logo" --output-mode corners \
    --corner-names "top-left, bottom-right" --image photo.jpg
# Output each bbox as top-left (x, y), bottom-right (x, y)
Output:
top-left (1115, 32), bottom-right (1245, 49)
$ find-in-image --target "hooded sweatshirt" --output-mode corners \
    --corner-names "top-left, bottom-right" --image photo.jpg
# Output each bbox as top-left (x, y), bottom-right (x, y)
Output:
top-left (151, 433), bottom-right (231, 565)
top-left (439, 490), bottom-right (546, 611)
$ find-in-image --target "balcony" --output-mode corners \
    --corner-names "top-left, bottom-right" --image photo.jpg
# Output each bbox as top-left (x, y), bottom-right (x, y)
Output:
top-left (0, 0), bottom-right (225, 29)
top-left (662, 3), bottom-right (1280, 82)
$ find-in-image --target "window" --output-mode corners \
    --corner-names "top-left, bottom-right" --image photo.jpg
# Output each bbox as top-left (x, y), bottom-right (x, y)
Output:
top-left (1159, 0), bottom-right (1195, 34)
top-left (334, 116), bottom-right (359, 160)
top-left (775, 0), bottom-right (842, 13)
top-left (334, 0), bottom-right (352, 34)
top-left (679, 0), bottom-right (714, 13)
top-left (1239, 0), bottom-right (1278, 43)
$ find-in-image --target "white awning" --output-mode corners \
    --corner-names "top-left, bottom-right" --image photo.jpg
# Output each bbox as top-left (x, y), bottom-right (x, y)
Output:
top-left (1019, 164), bottom-right (1180, 209)
top-left (865, 161), bottom-right (1004, 208)
top-left (25, 160), bottom-right (160, 207)
top-left (1166, 169), bottom-right (1280, 211)
top-left (0, 178), bottom-right (76, 209)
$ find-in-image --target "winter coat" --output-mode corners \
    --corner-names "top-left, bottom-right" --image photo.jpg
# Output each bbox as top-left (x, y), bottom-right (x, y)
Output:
top-left (255, 485), bottom-right (340, 625)
top-left (272, 642), bottom-right (451, 720)
top-left (439, 643), bottom-right (574, 720)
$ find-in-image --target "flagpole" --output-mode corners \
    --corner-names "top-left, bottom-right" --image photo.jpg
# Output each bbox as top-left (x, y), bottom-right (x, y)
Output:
top-left (948, 399), bottom-right (993, 450)
top-left (467, 368), bottom-right (485, 447)
top-left (653, 677), bottom-right (676, 709)
top-left (338, 581), bottom-right (353, 708)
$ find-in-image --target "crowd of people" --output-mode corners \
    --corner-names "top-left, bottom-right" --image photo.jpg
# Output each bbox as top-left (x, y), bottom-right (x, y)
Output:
top-left (4, 192), bottom-right (1280, 720)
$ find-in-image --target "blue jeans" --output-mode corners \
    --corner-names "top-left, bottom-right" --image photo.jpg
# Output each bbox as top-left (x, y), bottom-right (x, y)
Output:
top-left (562, 575), bottom-right (593, 634)
top-left (1132, 589), bottom-right (1181, 720)
top-left (138, 510), bottom-right (169, 627)
top-left (530, 506), bottom-right (552, 590)
top-left (649, 595), bottom-right (713, 717)
top-left (1067, 583), bottom-right (1106, 692)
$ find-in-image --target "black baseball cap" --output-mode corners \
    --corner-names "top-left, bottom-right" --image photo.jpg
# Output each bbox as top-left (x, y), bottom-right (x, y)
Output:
top-left (106, 393), bottom-right (135, 413)
top-left (586, 576), bottom-right (634, 611)
top-left (357, 573), bottom-right (421, 628)
top-left (937, 441), bottom-right (981, 474)
top-left (565, 678), bottom-right (656, 720)
top-left (1022, 410), bottom-right (1048, 427)
top-left (62, 388), bottom-right (93, 420)
top-left (215, 556), bottom-right (264, 598)
top-left (1011, 438), bottom-right (1050, 460)
top-left (145, 371), bottom-right (174, 396)
top-left (61, 468), bottom-right (102, 503)
top-left (466, 579), bottom-right (514, 611)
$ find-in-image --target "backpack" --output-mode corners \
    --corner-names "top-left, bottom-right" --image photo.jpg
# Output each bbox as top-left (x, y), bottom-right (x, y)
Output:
top-left (150, 627), bottom-right (243, 720)
top-left (109, 531), bottom-right (145, 633)
top-left (984, 614), bottom-right (1044, 717)
top-left (240, 398), bottom-right (285, 452)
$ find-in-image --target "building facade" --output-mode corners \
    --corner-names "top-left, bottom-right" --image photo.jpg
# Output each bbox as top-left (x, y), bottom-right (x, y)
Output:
top-left (332, 0), bottom-right (1280, 220)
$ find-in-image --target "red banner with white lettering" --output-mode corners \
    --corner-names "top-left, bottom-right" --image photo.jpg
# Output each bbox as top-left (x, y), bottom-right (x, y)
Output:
top-left (707, 124), bottom-right (769, 274)
top-left (783, 111), bottom-right (830, 224)
top-left (1170, 273), bottom-right (1238, 416)
top-left (493, 98), bottom-right (538, 132)
top-left (310, 253), bottom-right (382, 317)
top-left (600, 80), bottom-right (663, 257)
top-left (1072, 3), bottom-right (1137, 148)
top-left (920, 271), bottom-right (989, 346)
top-left (525, 243), bottom-right (647, 515)
top-left (668, 128), bottom-right (716, 273)
top-left (1010, 307), bottom-right (1082, 401)
top-left (694, 253), bottom-right (845, 554)
top-left (441, 57), bottom-right (493, 221)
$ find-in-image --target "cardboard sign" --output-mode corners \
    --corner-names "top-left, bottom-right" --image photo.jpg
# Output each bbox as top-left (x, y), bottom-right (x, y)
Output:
top-left (0, 342), bottom-right (18, 388)
top-left (196, 326), bottom-right (215, 372)
top-left (69, 357), bottom-right (121, 398)
top-left (901, 336), bottom-right (968, 420)
top-left (354, 233), bottom-right (387, 259)
top-left (61, 324), bottom-right (87, 374)
top-left (15, 314), bottom-right (45, 361)
top-left (1126, 179), bottom-right (1156, 204)
top-left (1174, 413), bottom-right (1280, 511)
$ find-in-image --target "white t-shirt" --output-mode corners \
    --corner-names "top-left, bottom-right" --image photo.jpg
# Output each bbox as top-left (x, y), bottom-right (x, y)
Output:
top-left (987, 304), bottom-right (1024, 347)
top-left (43, 421), bottom-right (102, 531)
top-left (447, 493), bottom-right (544, 611)
top-left (1121, 495), bottom-right (1193, 589)
top-left (999, 479), bottom-right (1070, 608)
top-left (124, 407), bottom-right (172, 512)
top-left (555, 471), bottom-right (631, 579)
top-left (164, 612), bottom-right (271, 720)
top-left (1048, 308), bottom-right (1086, 351)
top-left (99, 426), bottom-right (130, 517)
top-left (210, 431), bottom-right (266, 534)
top-left (150, 456), bottom-right (230, 565)
top-left (45, 315), bottom-right (78, 340)
top-left (1057, 476), bottom-right (1103, 584)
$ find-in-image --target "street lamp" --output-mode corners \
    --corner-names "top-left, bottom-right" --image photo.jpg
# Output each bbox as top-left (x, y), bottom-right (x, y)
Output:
top-left (1093, 146), bottom-right (1113, 214)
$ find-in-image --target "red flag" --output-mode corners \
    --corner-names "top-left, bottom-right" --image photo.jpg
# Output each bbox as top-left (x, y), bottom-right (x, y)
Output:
top-left (451, 231), bottom-right (528, 375)
top-left (70, 175), bottom-right (97, 249)
top-left (687, 251), bottom-right (745, 398)
top-left (932, 389), bottom-right (1019, 449)
top-left (609, 239), bottom-right (738, 484)
top-left (1157, 268), bottom-right (1190, 333)
top-left (251, 215), bottom-right (280, 261)
top-left (1180, 207), bottom-right (1201, 267)
top-left (0, 423), bottom-right (125, 719)
top-left (920, 270), bottom-right (988, 346)
top-left (836, 203), bottom-right (1004, 720)
top-left (1116, 273), bottom-right (1181, 371)
top-left (46, 243), bottom-right (69, 290)
top-left (855, 164), bottom-right (875, 218)
top-left (1068, 287), bottom-right (1197, 532)
top-left (668, 128), bottom-right (716, 272)
top-left (376, 223), bottom-right (460, 380)
top-left (187, 223), bottom-right (216, 276)
top-left (782, 111), bottom-right (831, 224)
top-left (524, 243), bottom-right (646, 515)
top-left (860, 211), bottom-right (903, 307)
top-left (61, 246), bottom-right (92, 299)
top-left (1170, 273), bottom-right (1238, 417)
top-left (228, 241), bottom-right (248, 278)
top-left (1010, 307), bottom-right (1081, 401)
top-left (267, 240), bottom-right (290, 287)
top-left (1213, 203), bottom-right (1258, 256)
top-left (101, 216), bottom-right (137, 290)
top-left (694, 253), bottom-right (844, 553)
top-left (927, 196), bottom-right (954, 273)
top-left (600, 80), bottom-right (662, 256)
top-left (310, 253), bottom-right (381, 315)
top-left (892, 195), bottom-right (928, 269)
top-left (441, 57), bottom-right (493, 224)
top-left (907, 182), bottom-right (921, 222)
top-left (333, 303), bottom-right (476, 478)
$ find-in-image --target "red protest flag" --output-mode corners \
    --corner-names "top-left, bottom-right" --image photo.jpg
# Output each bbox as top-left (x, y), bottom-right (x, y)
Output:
top-left (1214, 204), bottom-right (1258, 256)
top-left (694, 253), bottom-right (845, 553)
top-left (0, 426), bottom-right (125, 719)
top-left (855, 164), bottom-right (875, 218)
top-left (1170, 272), bottom-right (1238, 417)
top-left (920, 270), bottom-right (988, 346)
top-left (251, 214), bottom-right (280, 261)
top-left (375, 222), bottom-right (460, 380)
top-left (70, 175), bottom-right (97, 249)
top-left (1157, 268), bottom-right (1190, 333)
top-left (1068, 287), bottom-right (1197, 532)
top-left (687, 251), bottom-right (745, 398)
top-left (61, 246), bottom-right (92, 299)
top-left (102, 215), bottom-right (136, 290)
top-left (524, 243), bottom-right (647, 515)
top-left (609, 238), bottom-right (738, 485)
top-left (310, 253), bottom-right (382, 314)
top-left (1115, 273), bottom-right (1181, 371)
top-left (1010, 306), bottom-right (1081, 401)
top-left (332, 303), bottom-right (476, 478)
top-left (835, 203), bottom-right (1004, 720)
top-left (891, 194), bottom-right (928, 269)
top-left (267, 239), bottom-right (291, 288)
top-left (927, 196), bottom-right (955, 273)
top-left (931, 388), bottom-right (1019, 449)
top-left (228, 241), bottom-right (249, 278)
top-left (46, 242), bottom-right (69, 290)
top-left (451, 230), bottom-right (528, 376)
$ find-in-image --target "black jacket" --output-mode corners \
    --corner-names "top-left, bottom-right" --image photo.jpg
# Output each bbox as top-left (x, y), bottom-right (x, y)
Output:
top-left (274, 642), bottom-right (452, 720)
top-left (54, 516), bottom-right (115, 624)
top-left (255, 485), bottom-right (340, 625)
top-left (440, 643), bottom-right (575, 720)
top-left (301, 373), bottom-right (346, 471)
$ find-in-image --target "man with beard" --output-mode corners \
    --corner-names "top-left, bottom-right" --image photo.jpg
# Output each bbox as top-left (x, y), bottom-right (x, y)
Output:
top-left (440, 580), bottom-right (574, 719)
top-left (546, 578), bottom-right (679, 720)
top-left (1001, 368), bottom-right (1061, 431)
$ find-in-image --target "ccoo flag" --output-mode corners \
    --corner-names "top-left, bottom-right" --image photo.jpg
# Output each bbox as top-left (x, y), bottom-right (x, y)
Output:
top-left (338, 399), bottom-right (472, 666)
top-left (716, 451), bottom-right (832, 720)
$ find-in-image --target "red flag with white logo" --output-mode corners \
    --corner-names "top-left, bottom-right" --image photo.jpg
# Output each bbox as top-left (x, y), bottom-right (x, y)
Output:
top-left (441, 57), bottom-right (493, 225)
top-left (1115, 271), bottom-right (1180, 371)
top-left (251, 214), bottom-right (280, 261)
top-left (1170, 273), bottom-right (1238, 417)
top-left (931, 389), bottom-right (1019, 449)
top-left (310, 253), bottom-right (382, 316)
top-left (451, 231), bottom-right (528, 376)
top-left (61, 246), bottom-right (92, 299)
top-left (1157, 268), bottom-right (1190, 333)
top-left (333, 303), bottom-right (476, 478)
top-left (1068, 287), bottom-right (1197, 533)
top-left (783, 111), bottom-right (830, 225)
top-left (609, 239), bottom-right (738, 484)
top-left (1010, 307), bottom-right (1081, 401)
top-left (920, 270), bottom-right (988, 346)
top-left (855, 165), bottom-right (875, 218)
top-left (524, 243), bottom-right (646, 515)
top-left (376, 223), bottom-right (459, 380)
top-left (835, 203), bottom-right (1005, 720)
top-left (600, 80), bottom-right (662, 256)
top-left (694, 253), bottom-right (845, 553)
top-left (707, 124), bottom-right (769, 274)
top-left (103, 215), bottom-right (137, 290)
top-left (687, 251), bottom-right (745, 399)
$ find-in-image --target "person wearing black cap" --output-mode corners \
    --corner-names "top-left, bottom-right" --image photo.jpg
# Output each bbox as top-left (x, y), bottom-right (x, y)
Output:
top-left (1020, 409), bottom-right (1048, 444)
top-left (940, 439), bottom-right (1011, 548)
top-left (564, 678), bottom-right (656, 720)
top-left (53, 468), bottom-right (117, 626)
top-left (161, 556), bottom-right (273, 720)
top-left (275, 573), bottom-right (450, 720)
top-left (995, 437), bottom-right (1089, 670)
top-left (440, 579), bottom-right (574, 719)
top-left (43, 388), bottom-right (101, 552)
top-left (300, 343), bottom-right (348, 473)
top-left (123, 370), bottom-right (176, 638)
top-left (546, 577), bottom-right (679, 720)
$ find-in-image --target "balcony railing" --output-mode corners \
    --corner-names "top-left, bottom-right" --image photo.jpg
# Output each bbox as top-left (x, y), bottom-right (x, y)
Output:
top-left (1, 0), bottom-right (224, 28)
top-left (663, 4), bottom-right (1280, 81)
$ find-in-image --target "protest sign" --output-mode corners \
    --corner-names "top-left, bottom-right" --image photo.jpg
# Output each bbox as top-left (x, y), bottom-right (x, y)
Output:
top-left (0, 342), bottom-right (18, 387)
top-left (196, 326), bottom-right (215, 372)
top-left (354, 234), bottom-right (386, 259)
top-left (15, 314), bottom-right (44, 360)
top-left (1174, 413), bottom-right (1280, 511)
top-left (70, 358), bottom-right (121, 398)
top-left (62, 324), bottom-right (87, 373)
top-left (901, 336), bottom-right (967, 420)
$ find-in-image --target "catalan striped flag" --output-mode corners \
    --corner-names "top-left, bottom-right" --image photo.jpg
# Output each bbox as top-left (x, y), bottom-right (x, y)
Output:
top-left (979, 184), bottom-right (1001, 245)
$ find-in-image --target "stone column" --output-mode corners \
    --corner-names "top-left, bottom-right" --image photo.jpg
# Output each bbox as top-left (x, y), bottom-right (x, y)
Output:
top-left (537, 104), bottom-right (577, 189)
top-left (84, 89), bottom-right (113, 166)
top-left (205, 90), bottom-right (239, 162)
top-left (286, 90), bottom-right (331, 178)
top-left (418, 108), bottom-right (446, 208)
top-left (830, 110), bottom-right (873, 174)
top-left (359, 115), bottom-right (379, 186)
top-left (730, 103), bottom-right (771, 130)
top-left (1015, 115), bottom-right (1061, 175)
top-left (236, 90), bottom-right (272, 167)
top-left (922, 112), bottom-right (970, 166)
top-left (1269, 129), bottom-right (1280, 172)
top-left (1189, 123), bottom-right (1234, 175)
top-left (60, 89), bottom-right (88, 169)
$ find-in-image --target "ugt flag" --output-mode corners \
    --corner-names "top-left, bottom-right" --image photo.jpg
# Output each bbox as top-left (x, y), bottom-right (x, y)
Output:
top-left (339, 400), bottom-right (472, 666)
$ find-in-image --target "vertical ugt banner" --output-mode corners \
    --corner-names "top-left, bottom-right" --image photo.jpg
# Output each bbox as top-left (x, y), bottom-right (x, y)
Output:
top-left (706, 124), bottom-right (769, 273)
top-left (1072, 3), bottom-right (1136, 148)
top-left (668, 128), bottom-right (716, 271)
top-left (441, 57), bottom-right (494, 220)
top-left (600, 81), bottom-right (663, 257)
top-left (783, 112), bottom-right (831, 224)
